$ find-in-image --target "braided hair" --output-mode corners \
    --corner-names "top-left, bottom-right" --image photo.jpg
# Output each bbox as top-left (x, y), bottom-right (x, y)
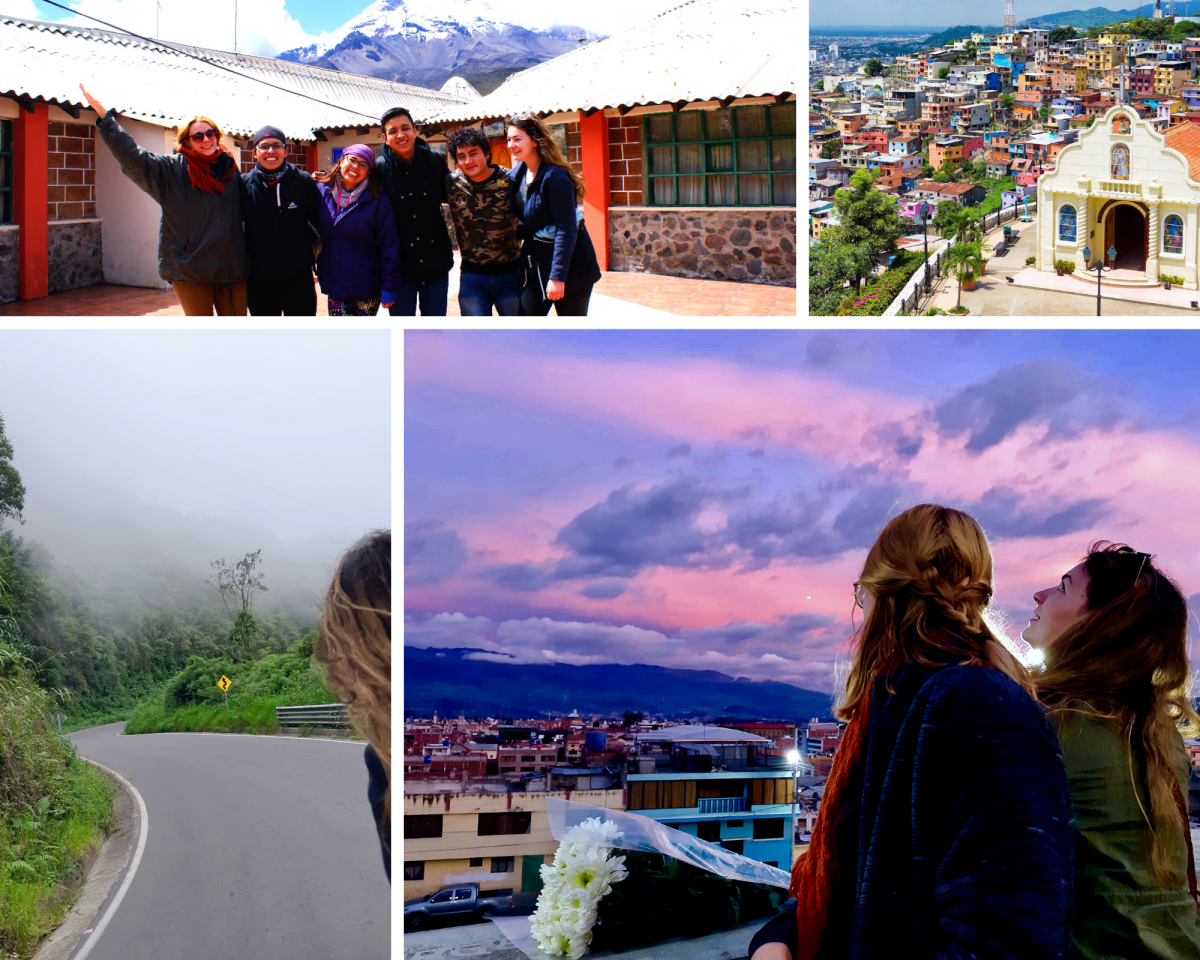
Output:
top-left (840, 504), bottom-right (1031, 721)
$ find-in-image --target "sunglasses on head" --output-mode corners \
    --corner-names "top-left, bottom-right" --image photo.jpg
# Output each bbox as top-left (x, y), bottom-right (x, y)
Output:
top-left (189, 130), bottom-right (219, 142)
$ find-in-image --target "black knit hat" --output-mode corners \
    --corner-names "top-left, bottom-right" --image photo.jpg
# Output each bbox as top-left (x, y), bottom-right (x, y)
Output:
top-left (252, 125), bottom-right (287, 147)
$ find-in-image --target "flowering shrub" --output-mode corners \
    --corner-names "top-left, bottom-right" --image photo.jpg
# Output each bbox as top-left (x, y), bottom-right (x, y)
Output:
top-left (530, 817), bottom-right (628, 958)
top-left (833, 251), bottom-right (924, 316)
top-left (1161, 274), bottom-right (1185, 285)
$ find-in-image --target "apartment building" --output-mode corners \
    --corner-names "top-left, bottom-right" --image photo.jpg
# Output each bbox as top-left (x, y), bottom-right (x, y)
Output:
top-left (1155, 61), bottom-right (1194, 96)
top-left (929, 136), bottom-right (964, 169)
top-left (403, 787), bottom-right (626, 899)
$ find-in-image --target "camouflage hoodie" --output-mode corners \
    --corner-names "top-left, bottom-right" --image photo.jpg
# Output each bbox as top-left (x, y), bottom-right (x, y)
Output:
top-left (445, 165), bottom-right (523, 274)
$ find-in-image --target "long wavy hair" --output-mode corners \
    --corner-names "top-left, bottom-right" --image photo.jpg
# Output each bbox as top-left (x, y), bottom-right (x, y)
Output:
top-left (315, 530), bottom-right (391, 848)
top-left (1035, 542), bottom-right (1199, 884)
top-left (840, 503), bottom-right (1031, 721)
top-left (506, 113), bottom-right (586, 201)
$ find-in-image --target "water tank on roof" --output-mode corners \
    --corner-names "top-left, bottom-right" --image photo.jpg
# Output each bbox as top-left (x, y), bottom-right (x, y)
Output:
top-left (585, 731), bottom-right (607, 751)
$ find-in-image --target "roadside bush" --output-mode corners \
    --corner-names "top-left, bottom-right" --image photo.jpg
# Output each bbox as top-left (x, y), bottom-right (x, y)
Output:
top-left (1160, 274), bottom-right (1185, 285)
top-left (1025, 256), bottom-right (1036, 265)
top-left (833, 250), bottom-right (924, 316)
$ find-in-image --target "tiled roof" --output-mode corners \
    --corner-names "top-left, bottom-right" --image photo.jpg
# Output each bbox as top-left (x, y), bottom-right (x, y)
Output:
top-left (1164, 121), bottom-right (1200, 182)
top-left (0, 14), bottom-right (470, 140)
top-left (427, 0), bottom-right (794, 124)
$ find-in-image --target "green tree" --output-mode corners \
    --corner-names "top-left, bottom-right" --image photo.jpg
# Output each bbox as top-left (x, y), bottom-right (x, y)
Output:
top-left (820, 137), bottom-right (843, 160)
top-left (809, 235), bottom-right (876, 314)
top-left (938, 66), bottom-right (951, 79)
top-left (1048, 26), bottom-right (1077, 43)
top-left (830, 169), bottom-right (904, 287)
top-left (1087, 116), bottom-right (1096, 128)
top-left (965, 40), bottom-right (978, 59)
top-left (0, 414), bottom-right (26, 526)
top-left (622, 710), bottom-right (644, 728)
top-left (865, 59), bottom-right (883, 77)
top-left (1039, 106), bottom-right (1050, 120)
top-left (945, 240), bottom-right (985, 309)
top-left (999, 94), bottom-right (1016, 113)
top-left (207, 550), bottom-right (268, 621)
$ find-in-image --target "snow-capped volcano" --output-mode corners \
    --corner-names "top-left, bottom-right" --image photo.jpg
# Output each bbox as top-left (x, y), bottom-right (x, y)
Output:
top-left (277, 0), bottom-right (602, 95)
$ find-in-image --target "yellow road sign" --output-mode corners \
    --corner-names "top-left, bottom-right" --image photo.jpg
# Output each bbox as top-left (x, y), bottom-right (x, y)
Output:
top-left (217, 675), bottom-right (231, 691)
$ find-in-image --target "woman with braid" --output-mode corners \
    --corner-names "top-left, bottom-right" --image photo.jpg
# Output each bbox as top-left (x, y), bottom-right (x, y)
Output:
top-left (315, 530), bottom-right (391, 882)
top-left (749, 504), bottom-right (1074, 960)
top-left (79, 84), bottom-right (249, 315)
top-left (1023, 543), bottom-right (1200, 959)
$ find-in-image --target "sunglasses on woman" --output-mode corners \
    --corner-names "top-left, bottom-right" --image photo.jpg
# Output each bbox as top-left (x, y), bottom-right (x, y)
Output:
top-left (189, 130), bottom-right (219, 142)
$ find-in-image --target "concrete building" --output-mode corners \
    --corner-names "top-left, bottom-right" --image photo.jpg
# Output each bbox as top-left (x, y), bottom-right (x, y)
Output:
top-left (425, 0), bottom-right (797, 287)
top-left (625, 725), bottom-right (798, 869)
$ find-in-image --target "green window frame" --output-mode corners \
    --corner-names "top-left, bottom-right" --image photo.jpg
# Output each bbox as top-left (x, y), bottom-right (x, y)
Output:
top-left (644, 103), bottom-right (796, 207)
top-left (0, 120), bottom-right (12, 225)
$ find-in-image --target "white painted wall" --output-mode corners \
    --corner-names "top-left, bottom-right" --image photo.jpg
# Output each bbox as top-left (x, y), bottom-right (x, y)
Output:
top-left (95, 114), bottom-right (243, 289)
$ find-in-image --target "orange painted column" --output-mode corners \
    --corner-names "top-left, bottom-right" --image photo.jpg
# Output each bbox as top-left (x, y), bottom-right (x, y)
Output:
top-left (14, 102), bottom-right (49, 301)
top-left (578, 110), bottom-right (611, 272)
top-left (305, 143), bottom-right (318, 173)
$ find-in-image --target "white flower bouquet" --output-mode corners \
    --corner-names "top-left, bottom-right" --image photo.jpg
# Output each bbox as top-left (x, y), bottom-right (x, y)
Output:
top-left (528, 816), bottom-right (629, 958)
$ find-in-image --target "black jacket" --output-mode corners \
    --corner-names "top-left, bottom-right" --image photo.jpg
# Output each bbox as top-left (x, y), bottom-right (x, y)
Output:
top-left (365, 744), bottom-right (390, 883)
top-left (511, 161), bottom-right (602, 289)
top-left (240, 163), bottom-right (323, 281)
top-left (378, 138), bottom-right (454, 285)
top-left (96, 110), bottom-right (249, 285)
top-left (748, 661), bottom-right (1075, 960)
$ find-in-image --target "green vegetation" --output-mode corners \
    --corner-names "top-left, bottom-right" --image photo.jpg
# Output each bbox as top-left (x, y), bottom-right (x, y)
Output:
top-left (1054, 258), bottom-right (1078, 274)
top-left (946, 241), bottom-right (986, 309)
top-left (864, 59), bottom-right (883, 77)
top-left (977, 177), bottom-right (1018, 216)
top-left (1026, 256), bottom-right (1037, 266)
top-left (809, 237), bottom-right (877, 315)
top-left (1161, 274), bottom-right (1186, 285)
top-left (819, 138), bottom-right (842, 160)
top-left (832, 250), bottom-right (925, 317)
top-left (923, 26), bottom-right (998, 47)
top-left (1048, 26), bottom-right (1078, 43)
top-left (1, 549), bottom-right (116, 957)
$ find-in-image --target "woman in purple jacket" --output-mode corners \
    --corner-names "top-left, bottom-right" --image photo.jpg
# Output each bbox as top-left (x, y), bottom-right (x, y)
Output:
top-left (313, 145), bottom-right (402, 316)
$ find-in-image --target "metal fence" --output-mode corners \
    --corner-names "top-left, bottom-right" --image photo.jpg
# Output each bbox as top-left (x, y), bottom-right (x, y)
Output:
top-left (698, 797), bottom-right (748, 815)
top-left (885, 195), bottom-right (1039, 316)
top-left (275, 703), bottom-right (350, 727)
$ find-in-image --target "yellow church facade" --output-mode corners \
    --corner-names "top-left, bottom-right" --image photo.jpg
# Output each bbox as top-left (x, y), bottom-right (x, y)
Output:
top-left (1037, 105), bottom-right (1200, 288)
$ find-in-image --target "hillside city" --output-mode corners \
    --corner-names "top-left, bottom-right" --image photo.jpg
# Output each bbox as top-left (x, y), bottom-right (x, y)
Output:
top-left (402, 712), bottom-right (845, 925)
top-left (810, 15), bottom-right (1200, 315)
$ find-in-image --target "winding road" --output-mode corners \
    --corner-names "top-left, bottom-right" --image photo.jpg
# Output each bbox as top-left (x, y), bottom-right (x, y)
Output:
top-left (67, 723), bottom-right (390, 960)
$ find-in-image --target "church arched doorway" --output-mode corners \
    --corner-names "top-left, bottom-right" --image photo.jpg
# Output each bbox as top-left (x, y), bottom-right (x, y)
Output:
top-left (1102, 203), bottom-right (1147, 273)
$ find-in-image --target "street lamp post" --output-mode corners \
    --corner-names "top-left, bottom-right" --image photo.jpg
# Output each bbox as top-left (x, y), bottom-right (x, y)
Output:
top-left (1082, 244), bottom-right (1119, 316)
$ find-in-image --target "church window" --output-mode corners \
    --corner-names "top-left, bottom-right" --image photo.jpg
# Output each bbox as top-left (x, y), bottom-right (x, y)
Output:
top-left (1111, 144), bottom-right (1130, 180)
top-left (1058, 204), bottom-right (1077, 243)
top-left (1164, 214), bottom-right (1184, 255)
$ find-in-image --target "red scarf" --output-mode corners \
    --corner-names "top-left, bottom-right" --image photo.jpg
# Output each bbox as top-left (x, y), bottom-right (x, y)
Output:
top-left (177, 143), bottom-right (236, 194)
top-left (789, 694), bottom-right (870, 960)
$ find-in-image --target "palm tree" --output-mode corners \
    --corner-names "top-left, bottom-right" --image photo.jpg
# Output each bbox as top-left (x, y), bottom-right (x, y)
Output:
top-left (944, 205), bottom-right (984, 245)
top-left (945, 240), bottom-right (985, 309)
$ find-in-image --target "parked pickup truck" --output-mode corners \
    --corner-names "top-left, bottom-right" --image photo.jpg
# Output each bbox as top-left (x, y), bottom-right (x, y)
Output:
top-left (404, 883), bottom-right (514, 930)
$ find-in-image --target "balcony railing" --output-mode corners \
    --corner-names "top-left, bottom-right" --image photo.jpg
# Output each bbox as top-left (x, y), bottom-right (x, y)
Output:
top-left (1100, 180), bottom-right (1139, 195)
top-left (698, 797), bottom-right (747, 815)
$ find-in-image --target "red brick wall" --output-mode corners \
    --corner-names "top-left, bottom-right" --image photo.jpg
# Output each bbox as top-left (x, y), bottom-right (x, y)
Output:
top-left (239, 141), bottom-right (310, 174)
top-left (47, 121), bottom-right (96, 220)
top-left (607, 115), bottom-right (645, 206)
top-left (563, 120), bottom-right (583, 173)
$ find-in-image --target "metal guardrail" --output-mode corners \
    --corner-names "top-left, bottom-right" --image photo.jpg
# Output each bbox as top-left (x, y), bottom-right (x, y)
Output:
top-left (275, 703), bottom-right (350, 727)
top-left (698, 797), bottom-right (748, 815)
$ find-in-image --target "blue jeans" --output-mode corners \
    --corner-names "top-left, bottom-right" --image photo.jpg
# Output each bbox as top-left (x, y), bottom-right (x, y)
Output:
top-left (458, 269), bottom-right (523, 316)
top-left (389, 273), bottom-right (449, 316)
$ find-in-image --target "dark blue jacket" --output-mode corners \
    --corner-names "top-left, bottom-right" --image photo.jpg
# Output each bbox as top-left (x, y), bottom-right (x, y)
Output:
top-left (511, 161), bottom-right (602, 287)
top-left (749, 661), bottom-right (1074, 960)
top-left (364, 745), bottom-right (390, 883)
top-left (314, 183), bottom-right (403, 302)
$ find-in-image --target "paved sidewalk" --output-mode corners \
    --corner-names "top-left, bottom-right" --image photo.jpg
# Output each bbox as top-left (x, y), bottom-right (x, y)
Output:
top-left (0, 256), bottom-right (795, 318)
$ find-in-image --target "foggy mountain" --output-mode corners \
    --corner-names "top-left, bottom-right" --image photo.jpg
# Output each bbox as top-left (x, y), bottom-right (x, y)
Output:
top-left (404, 646), bottom-right (836, 721)
top-left (277, 0), bottom-right (603, 95)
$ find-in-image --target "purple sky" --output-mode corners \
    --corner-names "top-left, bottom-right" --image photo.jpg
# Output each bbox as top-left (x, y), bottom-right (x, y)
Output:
top-left (406, 331), bottom-right (1200, 693)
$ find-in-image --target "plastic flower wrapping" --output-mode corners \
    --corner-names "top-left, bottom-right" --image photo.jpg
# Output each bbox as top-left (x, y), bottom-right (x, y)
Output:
top-left (528, 817), bottom-right (629, 958)
top-left (492, 800), bottom-right (791, 959)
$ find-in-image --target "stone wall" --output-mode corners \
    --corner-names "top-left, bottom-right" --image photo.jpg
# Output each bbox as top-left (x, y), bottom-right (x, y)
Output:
top-left (48, 219), bottom-right (103, 294)
top-left (0, 226), bottom-right (17, 304)
top-left (609, 208), bottom-right (796, 286)
top-left (48, 120), bottom-right (97, 221)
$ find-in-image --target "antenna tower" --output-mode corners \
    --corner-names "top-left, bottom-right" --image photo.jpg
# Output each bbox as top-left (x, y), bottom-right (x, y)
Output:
top-left (1004, 0), bottom-right (1016, 31)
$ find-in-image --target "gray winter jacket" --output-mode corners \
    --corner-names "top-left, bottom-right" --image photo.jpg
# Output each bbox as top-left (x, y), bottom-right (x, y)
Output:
top-left (96, 110), bottom-right (249, 284)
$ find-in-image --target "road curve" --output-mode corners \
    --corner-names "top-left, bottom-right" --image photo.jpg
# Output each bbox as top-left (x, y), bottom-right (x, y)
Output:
top-left (69, 724), bottom-right (390, 960)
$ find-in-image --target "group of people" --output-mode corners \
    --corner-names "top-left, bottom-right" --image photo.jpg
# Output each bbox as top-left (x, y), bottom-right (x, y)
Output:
top-left (78, 85), bottom-right (600, 317)
top-left (749, 504), bottom-right (1200, 960)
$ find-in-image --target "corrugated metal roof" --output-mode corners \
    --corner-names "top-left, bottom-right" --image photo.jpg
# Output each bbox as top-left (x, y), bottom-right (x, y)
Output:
top-left (0, 15), bottom-right (471, 140)
top-left (428, 0), bottom-right (797, 125)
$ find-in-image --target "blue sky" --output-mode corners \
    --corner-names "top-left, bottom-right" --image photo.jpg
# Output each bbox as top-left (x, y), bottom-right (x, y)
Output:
top-left (406, 331), bottom-right (1200, 693)
top-left (811, 2), bottom-right (1155, 29)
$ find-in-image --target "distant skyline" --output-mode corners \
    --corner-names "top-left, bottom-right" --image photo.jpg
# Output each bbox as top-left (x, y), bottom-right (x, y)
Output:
top-left (811, 2), bottom-right (1152, 29)
top-left (406, 331), bottom-right (1200, 695)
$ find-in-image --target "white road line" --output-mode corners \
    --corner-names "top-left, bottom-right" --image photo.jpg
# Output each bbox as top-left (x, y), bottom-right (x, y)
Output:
top-left (74, 760), bottom-right (148, 960)
top-left (127, 732), bottom-right (363, 744)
